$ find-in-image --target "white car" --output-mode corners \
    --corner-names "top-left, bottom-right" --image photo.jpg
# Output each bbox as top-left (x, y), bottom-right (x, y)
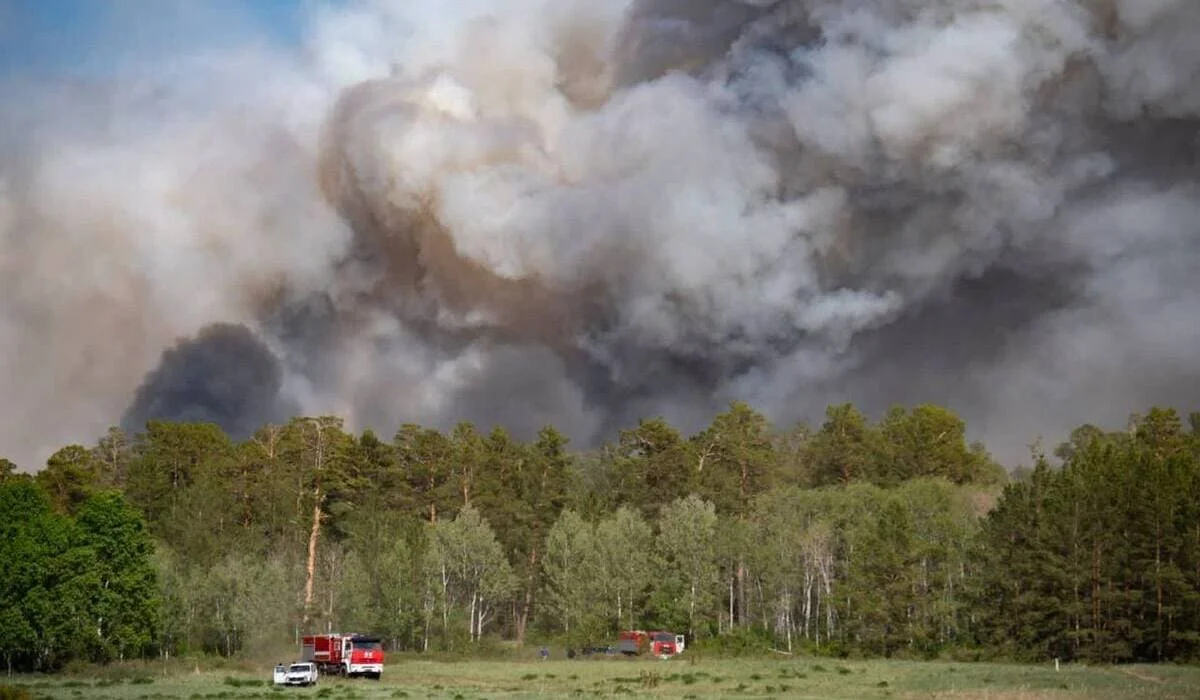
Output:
top-left (275, 661), bottom-right (319, 686)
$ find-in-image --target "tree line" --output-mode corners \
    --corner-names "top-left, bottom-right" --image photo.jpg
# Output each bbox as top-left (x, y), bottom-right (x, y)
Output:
top-left (2, 402), bottom-right (1198, 670)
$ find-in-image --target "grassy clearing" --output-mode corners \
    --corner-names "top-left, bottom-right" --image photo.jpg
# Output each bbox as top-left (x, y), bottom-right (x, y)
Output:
top-left (3, 656), bottom-right (1197, 699)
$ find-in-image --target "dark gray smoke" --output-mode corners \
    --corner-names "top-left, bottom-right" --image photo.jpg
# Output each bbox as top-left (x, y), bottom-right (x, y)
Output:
top-left (3, 0), bottom-right (1199, 469)
top-left (121, 323), bottom-right (294, 439)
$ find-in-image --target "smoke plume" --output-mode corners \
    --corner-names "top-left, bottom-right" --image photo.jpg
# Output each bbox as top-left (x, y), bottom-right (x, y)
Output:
top-left (2, 0), bottom-right (1199, 469)
top-left (120, 323), bottom-right (295, 439)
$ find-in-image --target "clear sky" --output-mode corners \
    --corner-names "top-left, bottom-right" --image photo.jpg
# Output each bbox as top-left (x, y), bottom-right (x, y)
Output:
top-left (0, 0), bottom-right (322, 79)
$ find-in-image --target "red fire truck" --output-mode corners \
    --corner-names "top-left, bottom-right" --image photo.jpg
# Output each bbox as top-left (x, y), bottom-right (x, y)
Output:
top-left (616, 630), bottom-right (680, 657)
top-left (301, 633), bottom-right (384, 679)
top-left (616, 630), bottom-right (648, 656)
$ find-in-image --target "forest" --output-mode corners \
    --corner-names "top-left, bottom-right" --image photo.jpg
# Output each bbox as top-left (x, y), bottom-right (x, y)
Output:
top-left (2, 401), bottom-right (1199, 673)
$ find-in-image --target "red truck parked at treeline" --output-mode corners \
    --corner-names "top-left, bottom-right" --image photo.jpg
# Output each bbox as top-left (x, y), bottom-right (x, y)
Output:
top-left (616, 630), bottom-right (686, 658)
top-left (301, 633), bottom-right (385, 679)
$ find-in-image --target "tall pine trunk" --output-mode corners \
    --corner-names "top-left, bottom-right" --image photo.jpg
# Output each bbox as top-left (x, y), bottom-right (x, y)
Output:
top-left (515, 548), bottom-right (539, 644)
top-left (469, 590), bottom-right (478, 642)
top-left (737, 559), bottom-right (747, 626)
top-left (303, 488), bottom-right (322, 626)
top-left (301, 419), bottom-right (328, 629)
top-left (616, 590), bottom-right (622, 631)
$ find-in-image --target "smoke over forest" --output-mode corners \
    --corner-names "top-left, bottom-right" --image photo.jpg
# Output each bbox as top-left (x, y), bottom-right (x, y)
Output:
top-left (2, 0), bottom-right (1199, 468)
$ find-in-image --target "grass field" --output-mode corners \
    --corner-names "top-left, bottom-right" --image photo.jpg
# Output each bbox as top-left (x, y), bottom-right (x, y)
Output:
top-left (4, 656), bottom-right (1199, 699)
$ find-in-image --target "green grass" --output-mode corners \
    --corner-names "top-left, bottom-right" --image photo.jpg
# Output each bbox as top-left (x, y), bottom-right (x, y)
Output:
top-left (4, 656), bottom-right (1199, 699)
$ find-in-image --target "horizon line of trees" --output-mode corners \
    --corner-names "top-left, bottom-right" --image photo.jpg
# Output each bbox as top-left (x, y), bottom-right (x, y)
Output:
top-left (2, 401), bottom-right (1198, 671)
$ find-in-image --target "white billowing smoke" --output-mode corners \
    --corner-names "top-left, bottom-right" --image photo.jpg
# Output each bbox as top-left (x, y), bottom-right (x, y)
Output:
top-left (1, 0), bottom-right (1198, 470)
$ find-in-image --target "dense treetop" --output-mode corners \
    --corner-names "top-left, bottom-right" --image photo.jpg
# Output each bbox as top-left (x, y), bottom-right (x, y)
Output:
top-left (2, 402), bottom-right (1198, 670)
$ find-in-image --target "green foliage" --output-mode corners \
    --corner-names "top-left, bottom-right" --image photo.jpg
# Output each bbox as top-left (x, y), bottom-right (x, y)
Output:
top-left (394, 423), bottom-right (455, 522)
top-left (12, 399), bottom-right (1200, 668)
top-left (73, 491), bottom-right (160, 661)
top-left (540, 510), bottom-right (606, 643)
top-left (653, 496), bottom-right (721, 638)
top-left (195, 550), bottom-right (289, 656)
top-left (425, 504), bottom-right (518, 646)
top-left (123, 421), bottom-right (236, 564)
top-left (596, 506), bottom-right (654, 632)
top-left (876, 405), bottom-right (1004, 485)
top-left (691, 402), bottom-right (778, 517)
top-left (974, 409), bottom-right (1200, 662)
top-left (809, 403), bottom-right (876, 485)
top-left (36, 445), bottom-right (101, 514)
top-left (0, 479), bottom-right (65, 671)
top-left (0, 458), bottom-right (18, 483)
top-left (0, 482), bottom-right (159, 671)
top-left (611, 418), bottom-right (693, 520)
top-left (335, 509), bottom-right (426, 650)
top-left (689, 626), bottom-right (776, 656)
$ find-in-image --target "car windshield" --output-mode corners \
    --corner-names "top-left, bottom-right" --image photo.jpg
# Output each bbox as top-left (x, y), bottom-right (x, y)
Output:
top-left (353, 639), bottom-right (382, 651)
top-left (289, 665), bottom-right (311, 672)
top-left (653, 633), bottom-right (674, 641)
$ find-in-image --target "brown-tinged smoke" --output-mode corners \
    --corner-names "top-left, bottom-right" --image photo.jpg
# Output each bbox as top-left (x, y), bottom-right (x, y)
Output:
top-left (2, 0), bottom-right (1199, 470)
